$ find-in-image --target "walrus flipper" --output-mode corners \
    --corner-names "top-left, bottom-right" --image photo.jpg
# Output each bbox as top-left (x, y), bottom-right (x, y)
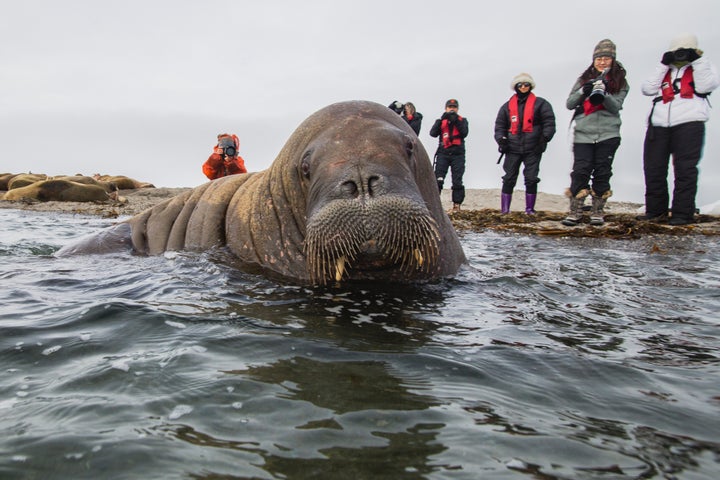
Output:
top-left (183, 175), bottom-right (254, 250)
top-left (55, 223), bottom-right (133, 256)
top-left (129, 190), bottom-right (198, 254)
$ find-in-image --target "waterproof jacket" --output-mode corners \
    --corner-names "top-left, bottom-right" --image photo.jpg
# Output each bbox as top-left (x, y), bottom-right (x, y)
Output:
top-left (494, 94), bottom-right (556, 154)
top-left (403, 112), bottom-right (423, 135)
top-left (567, 78), bottom-right (629, 144)
top-left (641, 56), bottom-right (719, 128)
top-left (202, 153), bottom-right (247, 180)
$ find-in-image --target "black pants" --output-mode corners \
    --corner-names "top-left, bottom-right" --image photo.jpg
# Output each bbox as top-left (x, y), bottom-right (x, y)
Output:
top-left (643, 121), bottom-right (705, 219)
top-left (501, 152), bottom-right (541, 195)
top-left (569, 137), bottom-right (621, 196)
top-left (435, 153), bottom-right (466, 204)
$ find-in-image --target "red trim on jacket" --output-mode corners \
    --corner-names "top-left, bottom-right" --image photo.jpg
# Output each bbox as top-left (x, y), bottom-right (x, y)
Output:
top-left (509, 93), bottom-right (536, 134)
top-left (441, 117), bottom-right (464, 149)
top-left (583, 98), bottom-right (606, 116)
top-left (661, 67), bottom-right (696, 104)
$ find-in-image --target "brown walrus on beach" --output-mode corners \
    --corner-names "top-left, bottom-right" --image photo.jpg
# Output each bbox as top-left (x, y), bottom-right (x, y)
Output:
top-left (58, 101), bottom-right (467, 284)
top-left (6, 173), bottom-right (49, 190)
top-left (3, 179), bottom-right (113, 202)
top-left (92, 174), bottom-right (156, 190)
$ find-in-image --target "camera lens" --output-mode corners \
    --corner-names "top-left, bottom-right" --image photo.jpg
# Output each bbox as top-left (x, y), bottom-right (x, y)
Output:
top-left (225, 146), bottom-right (237, 157)
top-left (589, 90), bottom-right (606, 105)
top-left (674, 49), bottom-right (688, 62)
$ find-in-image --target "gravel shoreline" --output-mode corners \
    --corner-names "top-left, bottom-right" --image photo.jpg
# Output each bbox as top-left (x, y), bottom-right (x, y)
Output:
top-left (2, 187), bottom-right (718, 236)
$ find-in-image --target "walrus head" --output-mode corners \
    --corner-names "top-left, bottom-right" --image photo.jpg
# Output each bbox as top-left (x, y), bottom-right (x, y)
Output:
top-left (299, 110), bottom-right (443, 284)
top-left (223, 101), bottom-right (465, 285)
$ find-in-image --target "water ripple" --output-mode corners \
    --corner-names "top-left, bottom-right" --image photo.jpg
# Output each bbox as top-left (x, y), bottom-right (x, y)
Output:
top-left (1, 209), bottom-right (719, 479)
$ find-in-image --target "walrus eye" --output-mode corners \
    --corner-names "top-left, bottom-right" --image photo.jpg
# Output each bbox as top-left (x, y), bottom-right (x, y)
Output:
top-left (405, 139), bottom-right (414, 158)
top-left (301, 151), bottom-right (311, 178)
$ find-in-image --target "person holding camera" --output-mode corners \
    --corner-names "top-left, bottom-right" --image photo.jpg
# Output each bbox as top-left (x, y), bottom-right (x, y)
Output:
top-left (562, 39), bottom-right (629, 226)
top-left (402, 102), bottom-right (423, 135)
top-left (494, 73), bottom-right (556, 214)
top-left (638, 33), bottom-right (720, 225)
top-left (202, 133), bottom-right (247, 180)
top-left (430, 99), bottom-right (469, 212)
top-left (388, 101), bottom-right (423, 135)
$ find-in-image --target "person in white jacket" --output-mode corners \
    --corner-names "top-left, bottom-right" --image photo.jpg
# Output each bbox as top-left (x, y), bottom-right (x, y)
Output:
top-left (640, 33), bottom-right (720, 225)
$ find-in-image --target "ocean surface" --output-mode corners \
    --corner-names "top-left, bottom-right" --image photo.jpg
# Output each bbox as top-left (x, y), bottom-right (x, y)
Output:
top-left (1, 208), bottom-right (719, 480)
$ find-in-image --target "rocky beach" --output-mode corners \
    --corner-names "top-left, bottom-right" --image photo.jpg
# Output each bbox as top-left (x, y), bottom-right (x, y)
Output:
top-left (2, 186), bottom-right (719, 237)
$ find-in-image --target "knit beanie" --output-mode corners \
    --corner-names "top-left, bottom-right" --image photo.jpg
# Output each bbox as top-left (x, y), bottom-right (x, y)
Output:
top-left (510, 72), bottom-right (535, 90)
top-left (593, 39), bottom-right (616, 59)
top-left (669, 33), bottom-right (698, 51)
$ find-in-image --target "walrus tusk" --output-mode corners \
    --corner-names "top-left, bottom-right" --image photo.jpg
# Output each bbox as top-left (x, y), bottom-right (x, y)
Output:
top-left (413, 249), bottom-right (424, 267)
top-left (335, 256), bottom-right (346, 281)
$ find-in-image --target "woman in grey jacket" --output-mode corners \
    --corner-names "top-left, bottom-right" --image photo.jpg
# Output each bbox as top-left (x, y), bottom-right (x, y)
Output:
top-left (562, 39), bottom-right (629, 226)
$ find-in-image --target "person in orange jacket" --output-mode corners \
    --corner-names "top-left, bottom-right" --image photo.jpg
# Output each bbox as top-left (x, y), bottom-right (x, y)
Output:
top-left (202, 133), bottom-right (247, 180)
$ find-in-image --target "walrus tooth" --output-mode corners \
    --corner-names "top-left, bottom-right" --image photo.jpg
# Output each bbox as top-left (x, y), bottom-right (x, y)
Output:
top-left (414, 249), bottom-right (424, 267)
top-left (335, 256), bottom-right (346, 281)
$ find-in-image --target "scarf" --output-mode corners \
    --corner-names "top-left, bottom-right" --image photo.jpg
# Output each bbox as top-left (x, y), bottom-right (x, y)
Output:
top-left (583, 98), bottom-right (605, 116)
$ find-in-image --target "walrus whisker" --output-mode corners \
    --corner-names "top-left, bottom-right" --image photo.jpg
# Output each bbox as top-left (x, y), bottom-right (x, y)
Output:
top-left (304, 194), bottom-right (444, 283)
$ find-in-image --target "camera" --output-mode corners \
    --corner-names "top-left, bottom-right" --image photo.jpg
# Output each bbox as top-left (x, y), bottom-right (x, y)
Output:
top-left (673, 48), bottom-right (690, 62)
top-left (589, 81), bottom-right (606, 105)
top-left (388, 101), bottom-right (404, 114)
top-left (588, 69), bottom-right (608, 105)
top-left (217, 137), bottom-right (237, 157)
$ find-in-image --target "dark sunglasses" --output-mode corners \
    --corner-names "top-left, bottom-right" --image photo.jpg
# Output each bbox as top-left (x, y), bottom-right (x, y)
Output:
top-left (516, 82), bottom-right (532, 88)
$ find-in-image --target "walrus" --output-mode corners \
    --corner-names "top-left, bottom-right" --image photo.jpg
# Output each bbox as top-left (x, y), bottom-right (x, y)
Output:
top-left (7, 173), bottom-right (48, 190)
top-left (92, 174), bottom-right (156, 190)
top-left (3, 179), bottom-right (112, 202)
top-left (0, 173), bottom-right (19, 190)
top-left (58, 101), bottom-right (466, 284)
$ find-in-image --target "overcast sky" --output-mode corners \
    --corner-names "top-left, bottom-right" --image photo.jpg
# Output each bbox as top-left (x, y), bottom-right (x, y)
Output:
top-left (2, 0), bottom-right (719, 205)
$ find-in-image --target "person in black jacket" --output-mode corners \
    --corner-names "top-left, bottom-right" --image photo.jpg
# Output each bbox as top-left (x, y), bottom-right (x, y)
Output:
top-left (402, 102), bottom-right (423, 135)
top-left (430, 99), bottom-right (469, 212)
top-left (494, 73), bottom-right (556, 214)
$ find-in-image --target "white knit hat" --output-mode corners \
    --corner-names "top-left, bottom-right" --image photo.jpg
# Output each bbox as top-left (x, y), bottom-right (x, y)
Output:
top-left (511, 72), bottom-right (535, 90)
top-left (669, 33), bottom-right (698, 51)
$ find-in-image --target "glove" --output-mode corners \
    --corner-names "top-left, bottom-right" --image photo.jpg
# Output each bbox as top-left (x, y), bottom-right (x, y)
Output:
top-left (497, 137), bottom-right (508, 154)
top-left (441, 112), bottom-right (450, 120)
top-left (661, 51), bottom-right (674, 65)
top-left (592, 80), bottom-right (606, 92)
top-left (533, 138), bottom-right (548, 154)
top-left (582, 81), bottom-right (593, 96)
top-left (676, 48), bottom-right (701, 63)
top-left (445, 112), bottom-right (458, 124)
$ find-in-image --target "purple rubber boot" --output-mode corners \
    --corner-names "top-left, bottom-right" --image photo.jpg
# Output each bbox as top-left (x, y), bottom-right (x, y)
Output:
top-left (525, 193), bottom-right (537, 214)
top-left (501, 193), bottom-right (512, 214)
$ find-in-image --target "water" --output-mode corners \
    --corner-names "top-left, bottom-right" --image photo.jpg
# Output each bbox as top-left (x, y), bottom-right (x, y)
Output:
top-left (1, 208), bottom-right (718, 479)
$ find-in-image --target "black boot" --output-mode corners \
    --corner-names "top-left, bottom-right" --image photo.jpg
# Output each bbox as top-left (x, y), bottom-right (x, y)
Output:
top-left (590, 190), bottom-right (611, 226)
top-left (561, 189), bottom-right (589, 226)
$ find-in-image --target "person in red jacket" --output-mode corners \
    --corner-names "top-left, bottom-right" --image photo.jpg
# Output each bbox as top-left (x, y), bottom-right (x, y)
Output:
top-left (202, 133), bottom-right (247, 180)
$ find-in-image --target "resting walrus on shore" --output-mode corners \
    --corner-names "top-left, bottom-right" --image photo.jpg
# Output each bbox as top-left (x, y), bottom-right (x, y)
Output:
top-left (57, 101), bottom-right (466, 284)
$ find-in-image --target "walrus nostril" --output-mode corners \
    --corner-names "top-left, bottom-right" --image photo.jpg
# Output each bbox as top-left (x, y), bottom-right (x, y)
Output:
top-left (341, 180), bottom-right (359, 198)
top-left (367, 175), bottom-right (380, 196)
